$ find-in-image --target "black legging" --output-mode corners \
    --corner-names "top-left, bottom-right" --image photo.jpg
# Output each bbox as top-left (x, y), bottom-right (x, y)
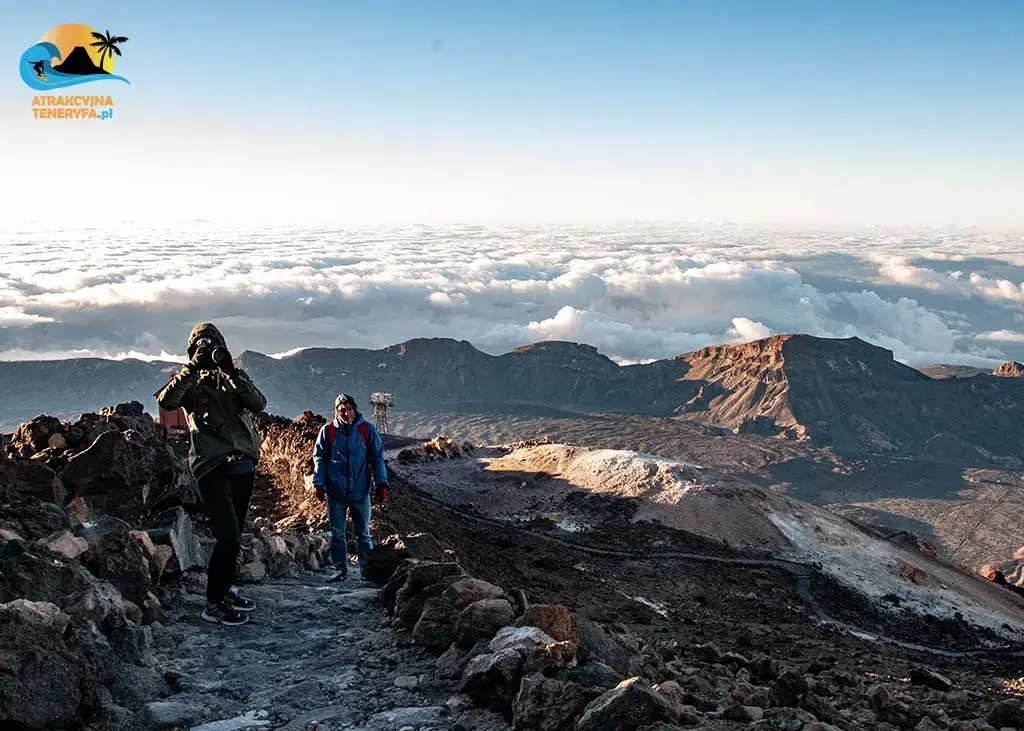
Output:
top-left (198, 461), bottom-right (255, 604)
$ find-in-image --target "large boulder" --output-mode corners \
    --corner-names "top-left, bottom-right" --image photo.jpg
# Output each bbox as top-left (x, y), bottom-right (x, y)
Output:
top-left (78, 516), bottom-right (153, 606)
top-left (460, 647), bottom-right (529, 715)
top-left (574, 678), bottom-right (680, 731)
top-left (0, 599), bottom-right (103, 729)
top-left (513, 674), bottom-right (599, 731)
top-left (53, 404), bottom-right (198, 523)
top-left (393, 562), bottom-right (467, 626)
top-left (455, 598), bottom-right (515, 647)
top-left (64, 412), bottom-right (119, 451)
top-left (516, 604), bottom-right (579, 644)
top-left (0, 457), bottom-right (62, 504)
top-left (363, 532), bottom-right (453, 585)
top-left (11, 415), bottom-right (65, 455)
top-left (576, 619), bottom-right (633, 675)
top-left (147, 507), bottom-right (204, 573)
top-left (490, 626), bottom-right (558, 654)
top-left (445, 576), bottom-right (507, 611)
top-left (988, 699), bottom-right (1024, 729)
top-left (559, 663), bottom-right (624, 692)
top-left (0, 500), bottom-right (76, 541)
top-left (413, 597), bottom-right (460, 650)
top-left (0, 540), bottom-right (148, 667)
top-left (59, 430), bottom-right (138, 519)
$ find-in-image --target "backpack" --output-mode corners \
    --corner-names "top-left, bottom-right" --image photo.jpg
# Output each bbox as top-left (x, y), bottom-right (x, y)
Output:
top-left (325, 420), bottom-right (373, 459)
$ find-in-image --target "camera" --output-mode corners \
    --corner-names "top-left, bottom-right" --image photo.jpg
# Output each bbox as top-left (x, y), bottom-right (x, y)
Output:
top-left (194, 337), bottom-right (231, 370)
top-left (211, 347), bottom-right (231, 368)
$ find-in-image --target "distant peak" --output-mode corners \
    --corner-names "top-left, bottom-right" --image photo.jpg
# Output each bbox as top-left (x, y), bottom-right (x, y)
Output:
top-left (685, 333), bottom-right (885, 361)
top-left (993, 361), bottom-right (1024, 377)
top-left (388, 338), bottom-right (479, 356)
top-left (513, 340), bottom-right (600, 354)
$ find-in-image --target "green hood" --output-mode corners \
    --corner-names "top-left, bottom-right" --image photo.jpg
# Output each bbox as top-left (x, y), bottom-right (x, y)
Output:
top-left (156, 322), bottom-right (267, 480)
top-left (186, 322), bottom-right (227, 359)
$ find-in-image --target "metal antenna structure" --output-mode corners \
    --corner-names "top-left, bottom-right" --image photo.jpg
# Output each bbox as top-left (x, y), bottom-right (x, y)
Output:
top-left (369, 392), bottom-right (394, 435)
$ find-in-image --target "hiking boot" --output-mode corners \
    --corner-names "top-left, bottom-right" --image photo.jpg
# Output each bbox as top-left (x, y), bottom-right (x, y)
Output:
top-left (227, 588), bottom-right (256, 612)
top-left (201, 600), bottom-right (249, 626)
top-left (326, 570), bottom-right (348, 583)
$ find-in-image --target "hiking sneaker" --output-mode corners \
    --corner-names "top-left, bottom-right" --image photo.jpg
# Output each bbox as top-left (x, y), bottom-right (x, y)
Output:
top-left (201, 601), bottom-right (250, 626)
top-left (326, 570), bottom-right (348, 583)
top-left (227, 588), bottom-right (256, 612)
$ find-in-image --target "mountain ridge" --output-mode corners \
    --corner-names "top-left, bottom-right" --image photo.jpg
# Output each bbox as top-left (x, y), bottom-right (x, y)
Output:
top-left (2, 334), bottom-right (1023, 462)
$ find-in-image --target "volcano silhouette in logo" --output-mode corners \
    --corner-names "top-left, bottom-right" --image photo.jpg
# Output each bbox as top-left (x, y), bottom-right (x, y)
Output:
top-left (20, 24), bottom-right (129, 90)
top-left (54, 46), bottom-right (107, 75)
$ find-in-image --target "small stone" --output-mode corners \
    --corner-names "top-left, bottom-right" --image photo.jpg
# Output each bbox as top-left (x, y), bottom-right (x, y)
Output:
top-left (395, 675), bottom-right (419, 690)
top-left (910, 667), bottom-right (954, 693)
top-left (721, 652), bottom-right (750, 667)
top-left (446, 694), bottom-right (473, 712)
top-left (40, 530), bottom-right (89, 560)
top-left (722, 704), bottom-right (763, 723)
top-left (694, 643), bottom-right (721, 664)
top-left (367, 706), bottom-right (445, 729)
top-left (140, 701), bottom-right (204, 728)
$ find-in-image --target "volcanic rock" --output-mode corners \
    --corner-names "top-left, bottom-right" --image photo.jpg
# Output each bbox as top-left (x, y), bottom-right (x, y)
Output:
top-left (512, 673), bottom-right (598, 731)
top-left (78, 516), bottom-right (153, 606)
top-left (11, 414), bottom-right (65, 454)
top-left (445, 576), bottom-right (507, 610)
top-left (460, 646), bottom-right (528, 714)
top-left (0, 599), bottom-right (102, 729)
top-left (574, 677), bottom-right (680, 731)
top-left (147, 506), bottom-right (204, 573)
top-left (413, 597), bottom-right (460, 650)
top-left (516, 604), bottom-right (579, 644)
top-left (455, 597), bottom-right (515, 647)
top-left (0, 457), bottom-right (61, 503)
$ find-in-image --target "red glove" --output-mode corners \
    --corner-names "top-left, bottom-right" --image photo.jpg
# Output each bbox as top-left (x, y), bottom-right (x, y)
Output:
top-left (375, 483), bottom-right (389, 504)
top-left (314, 485), bottom-right (326, 502)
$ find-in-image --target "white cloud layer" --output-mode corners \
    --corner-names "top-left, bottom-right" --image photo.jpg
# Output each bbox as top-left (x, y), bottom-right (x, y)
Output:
top-left (2, 223), bottom-right (1023, 367)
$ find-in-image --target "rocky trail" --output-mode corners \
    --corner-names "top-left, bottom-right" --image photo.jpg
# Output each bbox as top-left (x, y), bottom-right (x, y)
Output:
top-left (145, 572), bottom-right (471, 731)
top-left (8, 406), bottom-right (1024, 731)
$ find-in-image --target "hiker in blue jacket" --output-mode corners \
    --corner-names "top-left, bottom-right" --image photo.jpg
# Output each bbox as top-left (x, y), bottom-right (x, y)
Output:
top-left (312, 393), bottom-right (389, 581)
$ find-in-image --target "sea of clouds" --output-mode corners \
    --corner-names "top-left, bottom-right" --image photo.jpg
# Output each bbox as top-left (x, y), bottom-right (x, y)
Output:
top-left (3, 223), bottom-right (1023, 367)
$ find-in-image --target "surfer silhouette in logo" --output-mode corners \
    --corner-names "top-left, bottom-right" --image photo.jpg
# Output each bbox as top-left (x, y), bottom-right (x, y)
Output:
top-left (29, 60), bottom-right (47, 79)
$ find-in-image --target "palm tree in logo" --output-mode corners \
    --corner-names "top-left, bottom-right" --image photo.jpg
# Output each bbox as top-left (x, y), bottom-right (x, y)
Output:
top-left (89, 30), bottom-right (129, 72)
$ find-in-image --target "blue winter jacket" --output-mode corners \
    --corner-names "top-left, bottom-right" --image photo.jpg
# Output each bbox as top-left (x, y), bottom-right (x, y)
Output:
top-left (312, 414), bottom-right (387, 502)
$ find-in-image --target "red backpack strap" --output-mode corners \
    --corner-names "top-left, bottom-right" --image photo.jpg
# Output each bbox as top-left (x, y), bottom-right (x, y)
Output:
top-left (326, 421), bottom-right (372, 457)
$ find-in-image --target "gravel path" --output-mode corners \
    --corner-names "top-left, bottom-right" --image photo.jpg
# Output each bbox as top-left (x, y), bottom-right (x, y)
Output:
top-left (144, 573), bottom-right (500, 731)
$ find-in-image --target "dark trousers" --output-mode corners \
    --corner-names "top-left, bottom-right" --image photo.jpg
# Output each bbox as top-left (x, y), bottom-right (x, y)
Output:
top-left (198, 460), bottom-right (255, 604)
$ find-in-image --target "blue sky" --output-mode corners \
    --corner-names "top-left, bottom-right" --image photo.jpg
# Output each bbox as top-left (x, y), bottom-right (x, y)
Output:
top-left (3, 0), bottom-right (1024, 227)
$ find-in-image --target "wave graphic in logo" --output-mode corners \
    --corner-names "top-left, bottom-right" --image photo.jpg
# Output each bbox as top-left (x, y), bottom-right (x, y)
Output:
top-left (21, 25), bottom-right (130, 91)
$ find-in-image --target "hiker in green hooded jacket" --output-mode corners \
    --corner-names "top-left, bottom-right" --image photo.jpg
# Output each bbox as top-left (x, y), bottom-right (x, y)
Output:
top-left (156, 323), bottom-right (267, 626)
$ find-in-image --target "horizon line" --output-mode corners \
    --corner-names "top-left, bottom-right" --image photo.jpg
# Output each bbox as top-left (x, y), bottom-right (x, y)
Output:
top-left (0, 332), bottom-right (1015, 369)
